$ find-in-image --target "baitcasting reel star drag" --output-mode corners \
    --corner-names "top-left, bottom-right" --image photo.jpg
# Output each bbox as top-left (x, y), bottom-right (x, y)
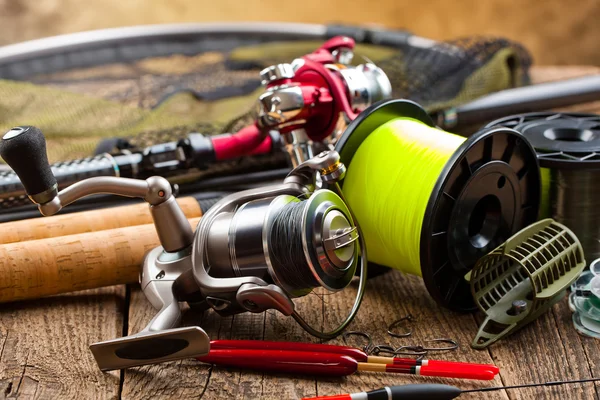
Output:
top-left (0, 126), bottom-right (367, 371)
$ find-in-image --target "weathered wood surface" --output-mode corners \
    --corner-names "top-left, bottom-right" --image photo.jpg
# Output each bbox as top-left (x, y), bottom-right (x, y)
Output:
top-left (1, 66), bottom-right (600, 400)
top-left (0, 286), bottom-right (124, 399)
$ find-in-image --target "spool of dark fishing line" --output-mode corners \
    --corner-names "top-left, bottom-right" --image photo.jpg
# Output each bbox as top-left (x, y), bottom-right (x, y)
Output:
top-left (269, 199), bottom-right (321, 292)
top-left (264, 192), bottom-right (359, 298)
top-left (334, 99), bottom-right (540, 311)
top-left (486, 112), bottom-right (600, 263)
top-left (206, 189), bottom-right (360, 300)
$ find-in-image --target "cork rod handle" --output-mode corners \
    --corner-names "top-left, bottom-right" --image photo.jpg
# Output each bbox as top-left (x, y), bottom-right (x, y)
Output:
top-left (0, 217), bottom-right (202, 303)
top-left (0, 197), bottom-right (202, 244)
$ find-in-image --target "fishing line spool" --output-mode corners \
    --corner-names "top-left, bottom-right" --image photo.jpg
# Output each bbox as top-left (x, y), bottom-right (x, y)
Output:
top-left (485, 112), bottom-right (600, 263)
top-left (0, 126), bottom-right (367, 371)
top-left (569, 258), bottom-right (600, 338)
top-left (469, 218), bottom-right (585, 348)
top-left (199, 183), bottom-right (359, 300)
top-left (334, 99), bottom-right (541, 311)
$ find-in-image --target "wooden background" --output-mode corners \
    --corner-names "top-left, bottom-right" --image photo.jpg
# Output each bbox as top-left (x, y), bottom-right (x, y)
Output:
top-left (0, 0), bottom-right (599, 65)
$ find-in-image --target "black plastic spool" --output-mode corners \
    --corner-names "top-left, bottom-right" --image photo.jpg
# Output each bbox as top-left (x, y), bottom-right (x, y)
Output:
top-left (484, 112), bottom-right (600, 169)
top-left (335, 99), bottom-right (541, 311)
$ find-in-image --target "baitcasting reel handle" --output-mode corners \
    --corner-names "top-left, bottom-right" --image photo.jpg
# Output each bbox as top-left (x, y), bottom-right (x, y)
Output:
top-left (0, 126), bottom-right (58, 204)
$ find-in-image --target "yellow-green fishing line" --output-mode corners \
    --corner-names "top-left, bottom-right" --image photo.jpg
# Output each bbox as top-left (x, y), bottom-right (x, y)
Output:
top-left (342, 118), bottom-right (466, 276)
top-left (539, 167), bottom-right (551, 219)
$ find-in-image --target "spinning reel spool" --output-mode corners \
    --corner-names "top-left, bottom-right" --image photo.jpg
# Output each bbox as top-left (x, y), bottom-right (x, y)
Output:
top-left (334, 99), bottom-right (541, 311)
top-left (80, 35), bottom-right (391, 192)
top-left (0, 126), bottom-right (367, 371)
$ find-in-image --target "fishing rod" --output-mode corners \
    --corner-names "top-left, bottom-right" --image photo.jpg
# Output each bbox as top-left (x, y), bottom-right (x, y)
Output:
top-left (0, 129), bottom-right (282, 210)
top-left (0, 167), bottom-right (294, 241)
top-left (303, 378), bottom-right (600, 399)
top-left (433, 74), bottom-right (600, 131)
top-left (0, 167), bottom-right (291, 222)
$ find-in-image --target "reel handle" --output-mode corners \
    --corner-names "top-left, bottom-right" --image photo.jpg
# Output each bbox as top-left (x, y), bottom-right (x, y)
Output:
top-left (0, 126), bottom-right (58, 204)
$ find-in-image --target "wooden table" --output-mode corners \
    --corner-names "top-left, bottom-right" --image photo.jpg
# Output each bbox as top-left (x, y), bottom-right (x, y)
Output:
top-left (0, 67), bottom-right (599, 400)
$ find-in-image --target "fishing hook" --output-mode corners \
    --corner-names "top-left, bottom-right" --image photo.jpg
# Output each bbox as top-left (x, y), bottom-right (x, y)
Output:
top-left (421, 338), bottom-right (460, 352)
top-left (394, 346), bottom-right (427, 360)
top-left (392, 338), bottom-right (458, 358)
top-left (387, 314), bottom-right (414, 338)
top-left (342, 331), bottom-right (373, 354)
top-left (370, 344), bottom-right (396, 356)
top-left (393, 345), bottom-right (429, 357)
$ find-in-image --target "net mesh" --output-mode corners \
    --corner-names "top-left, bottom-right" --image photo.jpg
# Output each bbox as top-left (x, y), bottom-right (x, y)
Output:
top-left (0, 29), bottom-right (532, 162)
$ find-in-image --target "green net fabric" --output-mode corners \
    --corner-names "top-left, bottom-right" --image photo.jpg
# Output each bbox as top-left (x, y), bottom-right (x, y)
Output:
top-left (0, 30), bottom-right (531, 163)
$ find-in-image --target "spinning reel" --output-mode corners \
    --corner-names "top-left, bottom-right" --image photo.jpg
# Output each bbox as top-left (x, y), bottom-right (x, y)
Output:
top-left (252, 35), bottom-right (392, 166)
top-left (0, 126), bottom-right (367, 371)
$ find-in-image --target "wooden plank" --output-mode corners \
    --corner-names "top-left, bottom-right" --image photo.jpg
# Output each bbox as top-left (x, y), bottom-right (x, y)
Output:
top-left (0, 286), bottom-right (124, 399)
top-left (530, 66), bottom-right (600, 84)
top-left (553, 300), bottom-right (600, 399)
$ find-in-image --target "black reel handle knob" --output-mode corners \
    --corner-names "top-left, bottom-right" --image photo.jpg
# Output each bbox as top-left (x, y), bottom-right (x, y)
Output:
top-left (0, 126), bottom-right (57, 202)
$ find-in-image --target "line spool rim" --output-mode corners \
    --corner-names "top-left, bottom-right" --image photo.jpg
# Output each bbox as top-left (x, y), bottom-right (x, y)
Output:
top-left (485, 112), bottom-right (600, 170)
top-left (335, 99), bottom-right (541, 311)
top-left (264, 191), bottom-right (358, 296)
top-left (301, 189), bottom-right (359, 291)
